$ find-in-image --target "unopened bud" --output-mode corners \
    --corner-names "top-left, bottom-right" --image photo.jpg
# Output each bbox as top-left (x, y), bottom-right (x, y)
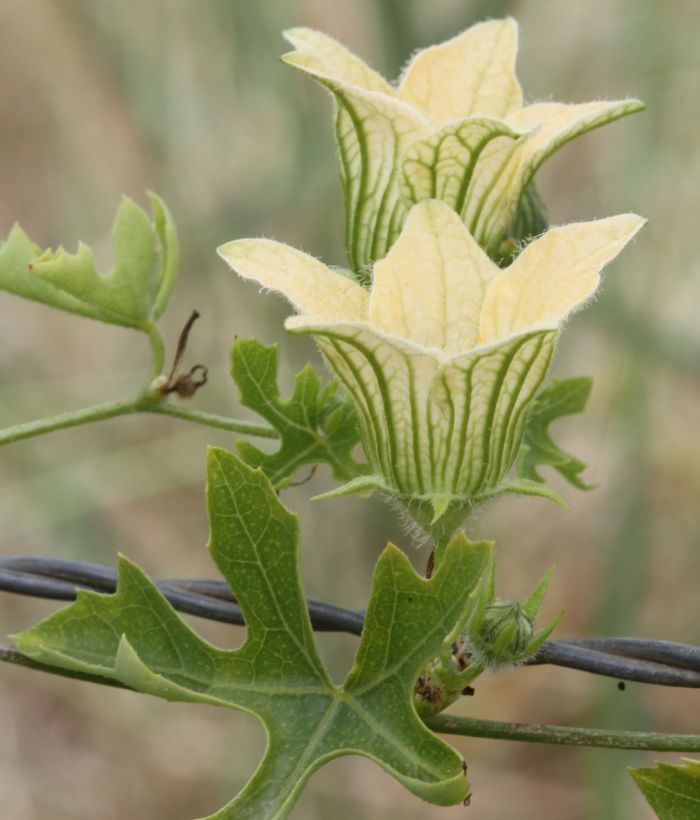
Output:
top-left (472, 601), bottom-right (533, 667)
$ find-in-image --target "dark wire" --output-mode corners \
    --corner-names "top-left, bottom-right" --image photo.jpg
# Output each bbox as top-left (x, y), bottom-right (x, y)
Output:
top-left (1, 556), bottom-right (698, 688)
top-left (0, 556), bottom-right (366, 634)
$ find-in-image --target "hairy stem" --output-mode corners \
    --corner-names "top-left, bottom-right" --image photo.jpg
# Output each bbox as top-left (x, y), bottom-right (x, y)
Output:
top-left (0, 398), bottom-right (140, 446)
top-left (0, 397), bottom-right (277, 447)
top-left (427, 713), bottom-right (700, 752)
top-left (2, 640), bottom-right (695, 754)
top-left (144, 402), bottom-right (277, 438)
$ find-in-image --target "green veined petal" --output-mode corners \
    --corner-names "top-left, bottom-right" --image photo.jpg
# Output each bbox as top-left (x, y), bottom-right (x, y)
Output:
top-left (282, 54), bottom-right (428, 278)
top-left (289, 317), bottom-right (556, 500)
top-left (401, 116), bottom-right (522, 217)
top-left (464, 99), bottom-right (645, 255)
top-left (288, 318), bottom-right (440, 495)
top-left (438, 330), bottom-right (557, 495)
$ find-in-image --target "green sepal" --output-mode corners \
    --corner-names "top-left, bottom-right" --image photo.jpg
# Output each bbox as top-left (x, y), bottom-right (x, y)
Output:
top-left (12, 449), bottom-right (494, 818)
top-left (630, 759), bottom-right (700, 820)
top-left (525, 608), bottom-right (565, 657)
top-left (522, 565), bottom-right (556, 619)
top-left (430, 495), bottom-right (452, 525)
top-left (495, 477), bottom-right (569, 508)
top-left (312, 473), bottom-right (388, 500)
top-left (24, 192), bottom-right (178, 329)
top-left (518, 565), bottom-right (564, 657)
top-left (400, 496), bottom-right (474, 544)
top-left (517, 377), bottom-right (595, 490)
top-left (231, 337), bottom-right (367, 488)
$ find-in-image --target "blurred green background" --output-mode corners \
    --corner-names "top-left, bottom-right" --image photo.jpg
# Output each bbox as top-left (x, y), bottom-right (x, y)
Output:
top-left (0, 1), bottom-right (698, 818)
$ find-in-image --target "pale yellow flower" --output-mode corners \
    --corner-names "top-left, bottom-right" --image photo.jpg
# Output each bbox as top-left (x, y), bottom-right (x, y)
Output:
top-left (282, 20), bottom-right (643, 276)
top-left (219, 201), bottom-right (644, 520)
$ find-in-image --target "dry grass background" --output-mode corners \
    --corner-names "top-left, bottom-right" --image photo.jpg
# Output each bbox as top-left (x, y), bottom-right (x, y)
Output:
top-left (0, 1), bottom-right (698, 818)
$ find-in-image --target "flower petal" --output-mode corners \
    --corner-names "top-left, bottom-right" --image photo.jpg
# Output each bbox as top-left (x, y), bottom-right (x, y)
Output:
top-left (440, 330), bottom-right (556, 494)
top-left (401, 117), bottom-right (522, 215)
top-left (282, 51), bottom-right (427, 277)
top-left (218, 239), bottom-right (369, 321)
top-left (478, 214), bottom-right (645, 343)
top-left (283, 27), bottom-right (394, 94)
top-left (463, 99), bottom-right (645, 254)
top-left (369, 200), bottom-right (499, 355)
top-left (289, 319), bottom-right (441, 494)
top-left (288, 317), bottom-right (555, 499)
top-left (398, 19), bottom-right (522, 122)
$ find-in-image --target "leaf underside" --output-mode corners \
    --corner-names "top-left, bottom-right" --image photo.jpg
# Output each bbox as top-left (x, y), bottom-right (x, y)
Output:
top-left (13, 448), bottom-right (492, 819)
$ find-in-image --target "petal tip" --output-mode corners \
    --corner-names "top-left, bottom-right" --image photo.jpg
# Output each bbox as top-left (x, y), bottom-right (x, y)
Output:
top-left (601, 212), bottom-right (647, 240)
top-left (216, 239), bottom-right (247, 264)
top-left (620, 97), bottom-right (646, 113)
top-left (282, 26), bottom-right (311, 43)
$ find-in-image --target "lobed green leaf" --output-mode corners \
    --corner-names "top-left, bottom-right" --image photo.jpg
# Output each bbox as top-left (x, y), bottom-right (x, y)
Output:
top-left (630, 759), bottom-right (700, 820)
top-left (0, 193), bottom-right (178, 329)
top-left (231, 337), bottom-right (367, 488)
top-left (517, 376), bottom-right (594, 490)
top-left (0, 224), bottom-right (98, 318)
top-left (12, 448), bottom-right (493, 818)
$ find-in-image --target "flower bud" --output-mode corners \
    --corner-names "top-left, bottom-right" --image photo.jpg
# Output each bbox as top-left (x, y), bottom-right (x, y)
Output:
top-left (470, 601), bottom-right (533, 667)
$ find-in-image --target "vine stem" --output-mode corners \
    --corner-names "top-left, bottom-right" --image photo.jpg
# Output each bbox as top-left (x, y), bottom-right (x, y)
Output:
top-left (1, 641), bottom-right (696, 753)
top-left (0, 396), bottom-right (277, 446)
top-left (145, 402), bottom-right (278, 438)
top-left (0, 398), bottom-right (139, 446)
top-left (427, 713), bottom-right (700, 752)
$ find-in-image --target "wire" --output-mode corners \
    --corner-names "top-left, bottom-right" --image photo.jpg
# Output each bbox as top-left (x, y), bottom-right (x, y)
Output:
top-left (0, 556), bottom-right (365, 634)
top-left (1, 555), bottom-right (698, 688)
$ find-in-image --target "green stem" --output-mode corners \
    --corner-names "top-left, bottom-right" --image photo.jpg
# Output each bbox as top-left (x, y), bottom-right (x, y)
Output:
top-left (427, 714), bottom-right (700, 752)
top-left (0, 315), bottom-right (279, 446)
top-left (3, 641), bottom-right (695, 755)
top-left (0, 398), bottom-right (139, 446)
top-left (145, 403), bottom-right (278, 438)
top-left (144, 321), bottom-right (166, 378)
top-left (0, 397), bottom-right (278, 447)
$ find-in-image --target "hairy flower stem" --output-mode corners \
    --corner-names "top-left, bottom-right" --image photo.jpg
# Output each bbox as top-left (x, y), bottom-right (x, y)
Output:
top-left (427, 714), bottom-right (700, 752)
